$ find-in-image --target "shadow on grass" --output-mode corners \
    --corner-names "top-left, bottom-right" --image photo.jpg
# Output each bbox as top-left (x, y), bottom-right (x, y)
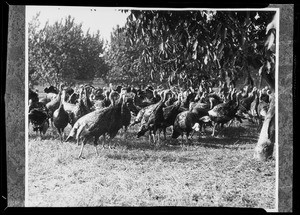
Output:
top-left (109, 125), bottom-right (259, 151)
top-left (28, 121), bottom-right (260, 152)
top-left (28, 123), bottom-right (72, 141)
top-left (104, 150), bottom-right (199, 163)
top-left (111, 136), bottom-right (183, 152)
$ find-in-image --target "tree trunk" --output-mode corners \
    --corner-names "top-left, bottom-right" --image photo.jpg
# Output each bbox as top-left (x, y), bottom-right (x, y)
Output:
top-left (254, 93), bottom-right (275, 161)
top-left (261, 70), bottom-right (275, 92)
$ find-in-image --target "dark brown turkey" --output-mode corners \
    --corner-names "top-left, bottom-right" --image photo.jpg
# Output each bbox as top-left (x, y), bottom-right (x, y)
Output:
top-left (53, 92), bottom-right (69, 142)
top-left (207, 91), bottom-right (241, 136)
top-left (171, 104), bottom-right (209, 143)
top-left (28, 101), bottom-right (50, 138)
top-left (65, 91), bottom-right (127, 158)
top-left (136, 90), bottom-right (172, 144)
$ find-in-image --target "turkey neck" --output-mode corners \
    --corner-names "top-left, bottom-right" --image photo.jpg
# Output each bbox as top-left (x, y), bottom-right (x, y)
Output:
top-left (247, 90), bottom-right (257, 105)
top-left (61, 90), bottom-right (68, 104)
top-left (176, 93), bottom-right (182, 105)
top-left (254, 91), bottom-right (259, 103)
top-left (77, 87), bottom-right (85, 106)
top-left (234, 92), bottom-right (240, 110)
top-left (83, 87), bottom-right (89, 103)
top-left (160, 90), bottom-right (169, 106)
top-left (58, 93), bottom-right (64, 109)
top-left (55, 90), bottom-right (62, 104)
top-left (120, 94), bottom-right (127, 115)
top-left (56, 91), bottom-right (67, 114)
top-left (109, 94), bottom-right (116, 106)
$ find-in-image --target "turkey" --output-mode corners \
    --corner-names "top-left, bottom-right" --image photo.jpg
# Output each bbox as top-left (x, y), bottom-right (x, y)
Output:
top-left (257, 99), bottom-right (269, 129)
top-left (171, 104), bottom-right (209, 144)
top-left (259, 87), bottom-right (270, 103)
top-left (101, 90), bottom-right (112, 108)
top-left (66, 108), bottom-right (106, 146)
top-left (238, 87), bottom-right (258, 114)
top-left (61, 86), bottom-right (89, 126)
top-left (130, 103), bottom-right (157, 127)
top-left (137, 90), bottom-right (172, 144)
top-left (82, 85), bottom-right (95, 112)
top-left (181, 90), bottom-right (196, 109)
top-left (188, 101), bottom-right (211, 134)
top-left (164, 91), bottom-right (176, 106)
top-left (120, 94), bottom-right (140, 138)
top-left (158, 93), bottom-right (184, 140)
top-left (191, 115), bottom-right (213, 137)
top-left (67, 92), bottom-right (80, 104)
top-left (39, 97), bottom-right (52, 105)
top-left (44, 92), bottom-right (58, 102)
top-left (29, 88), bottom-right (39, 104)
top-left (241, 85), bottom-right (251, 98)
top-left (90, 87), bottom-right (105, 101)
top-left (208, 91), bottom-right (241, 137)
top-left (65, 87), bottom-right (75, 98)
top-left (28, 101), bottom-right (50, 138)
top-left (115, 85), bottom-right (123, 94)
top-left (45, 84), bottom-right (64, 125)
top-left (189, 101), bottom-right (210, 112)
top-left (39, 88), bottom-right (59, 105)
top-left (226, 88), bottom-right (246, 127)
top-left (247, 89), bottom-right (270, 128)
top-left (65, 91), bottom-right (126, 158)
top-left (151, 89), bottom-right (161, 104)
top-left (132, 87), bottom-right (156, 109)
top-left (53, 92), bottom-right (69, 142)
top-left (206, 93), bottom-right (223, 109)
top-left (44, 85), bottom-right (59, 94)
top-left (249, 89), bottom-right (260, 124)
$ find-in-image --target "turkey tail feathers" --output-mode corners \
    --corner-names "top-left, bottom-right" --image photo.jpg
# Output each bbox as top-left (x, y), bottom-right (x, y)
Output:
top-left (65, 124), bottom-right (78, 142)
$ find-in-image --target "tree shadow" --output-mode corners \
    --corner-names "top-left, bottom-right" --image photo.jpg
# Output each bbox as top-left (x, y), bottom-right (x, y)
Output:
top-left (104, 149), bottom-right (199, 163)
top-left (28, 120), bottom-right (260, 153)
top-left (111, 136), bottom-right (184, 152)
top-left (112, 124), bottom-right (259, 151)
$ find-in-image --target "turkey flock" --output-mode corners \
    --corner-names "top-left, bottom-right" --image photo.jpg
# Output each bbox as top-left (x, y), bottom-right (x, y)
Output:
top-left (28, 80), bottom-right (272, 158)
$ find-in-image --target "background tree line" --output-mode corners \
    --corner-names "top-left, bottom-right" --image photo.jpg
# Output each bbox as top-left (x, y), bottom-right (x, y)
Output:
top-left (29, 10), bottom-right (276, 90)
top-left (28, 13), bottom-right (109, 87)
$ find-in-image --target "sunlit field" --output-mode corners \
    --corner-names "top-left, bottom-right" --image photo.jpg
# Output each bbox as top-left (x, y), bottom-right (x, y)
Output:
top-left (27, 118), bottom-right (275, 208)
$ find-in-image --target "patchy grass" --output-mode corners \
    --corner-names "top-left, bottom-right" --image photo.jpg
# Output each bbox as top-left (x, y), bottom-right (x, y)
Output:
top-left (27, 120), bottom-right (276, 208)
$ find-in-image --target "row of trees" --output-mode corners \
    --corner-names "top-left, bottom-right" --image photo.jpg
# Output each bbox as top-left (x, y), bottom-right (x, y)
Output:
top-left (29, 13), bottom-right (109, 87)
top-left (105, 10), bottom-right (276, 89)
top-left (29, 10), bottom-right (276, 91)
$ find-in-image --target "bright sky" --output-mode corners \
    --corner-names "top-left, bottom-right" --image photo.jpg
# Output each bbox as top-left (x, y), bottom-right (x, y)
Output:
top-left (26, 6), bottom-right (129, 43)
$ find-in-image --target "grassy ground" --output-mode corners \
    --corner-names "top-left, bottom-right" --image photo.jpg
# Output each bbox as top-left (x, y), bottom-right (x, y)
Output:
top-left (27, 119), bottom-right (276, 208)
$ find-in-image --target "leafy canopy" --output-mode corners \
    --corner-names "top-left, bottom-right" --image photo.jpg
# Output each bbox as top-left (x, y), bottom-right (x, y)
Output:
top-left (106, 10), bottom-right (276, 88)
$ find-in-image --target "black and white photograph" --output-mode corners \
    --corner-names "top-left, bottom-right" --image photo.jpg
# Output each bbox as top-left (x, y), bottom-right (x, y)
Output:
top-left (25, 6), bottom-right (278, 209)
